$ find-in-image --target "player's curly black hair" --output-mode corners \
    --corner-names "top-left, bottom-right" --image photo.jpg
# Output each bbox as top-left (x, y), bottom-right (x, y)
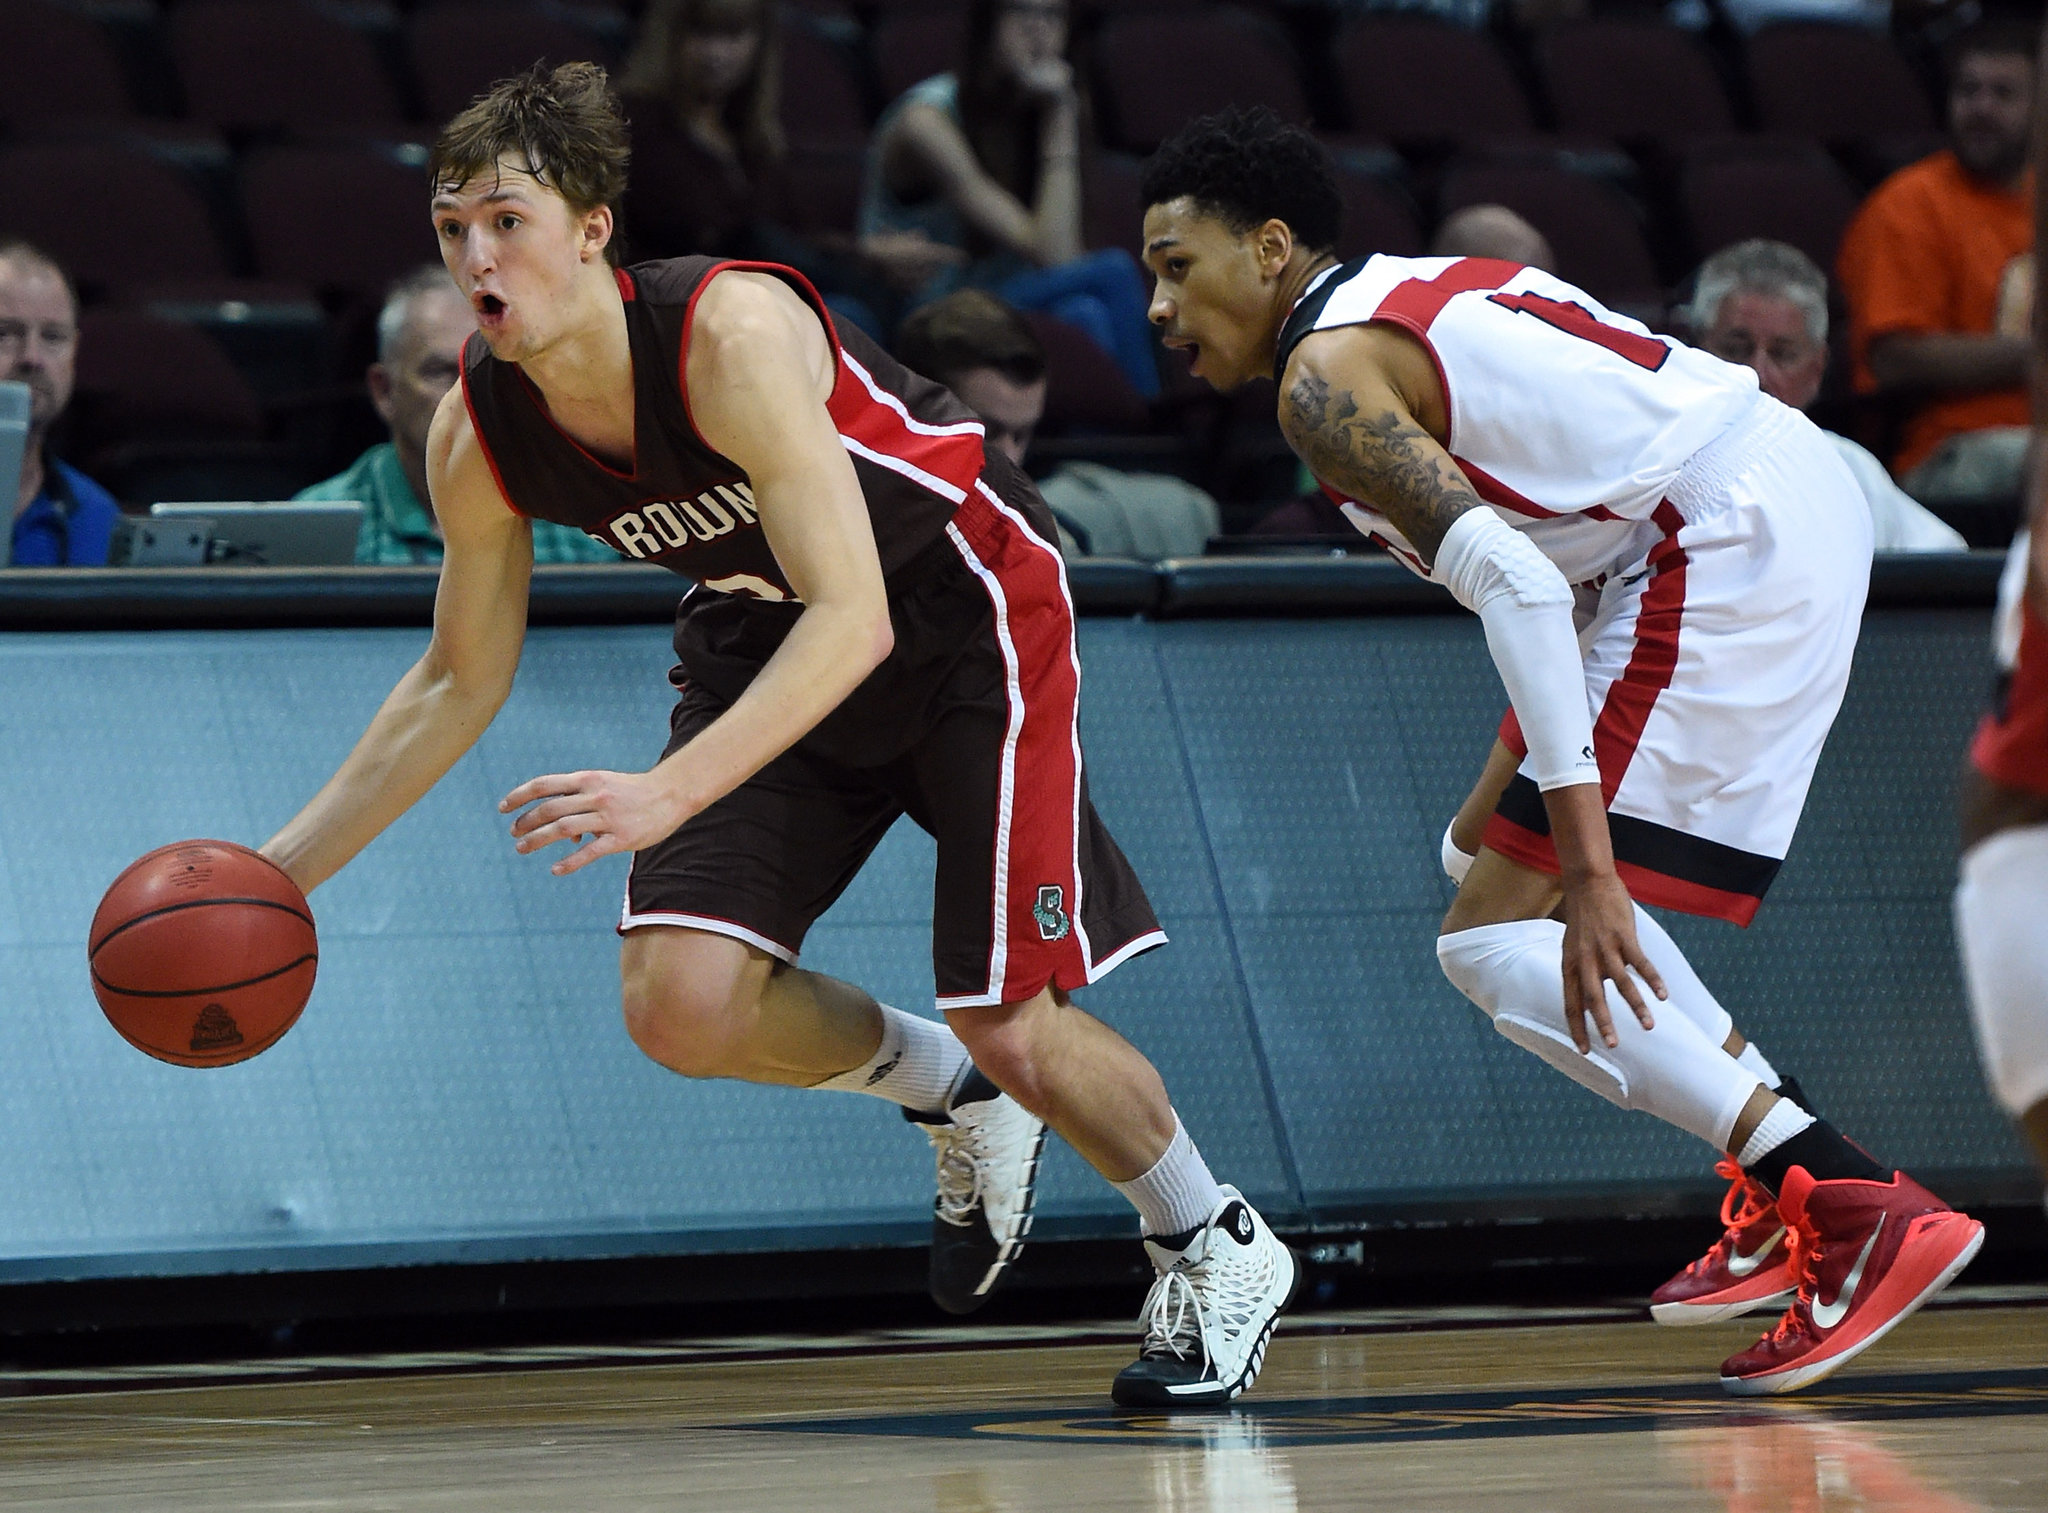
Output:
top-left (1140, 106), bottom-right (1341, 254)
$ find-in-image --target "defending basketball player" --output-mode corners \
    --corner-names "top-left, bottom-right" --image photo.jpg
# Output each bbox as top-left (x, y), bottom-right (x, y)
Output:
top-left (1953, 21), bottom-right (2048, 1208)
top-left (1139, 107), bottom-right (1983, 1395)
top-left (257, 65), bottom-right (1292, 1407)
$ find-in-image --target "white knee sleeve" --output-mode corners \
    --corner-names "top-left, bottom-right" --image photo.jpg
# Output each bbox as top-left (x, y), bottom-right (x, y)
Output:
top-left (1956, 826), bottom-right (2048, 1118)
top-left (1437, 920), bottom-right (1762, 1149)
top-left (1627, 904), bottom-right (1734, 1049)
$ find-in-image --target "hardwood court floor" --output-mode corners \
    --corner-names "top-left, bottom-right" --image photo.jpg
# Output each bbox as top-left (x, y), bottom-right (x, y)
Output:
top-left (2, 1287), bottom-right (2044, 1510)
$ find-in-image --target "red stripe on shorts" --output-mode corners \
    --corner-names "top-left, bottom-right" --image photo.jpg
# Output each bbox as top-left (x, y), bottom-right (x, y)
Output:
top-left (1972, 595), bottom-right (2048, 797)
top-left (1484, 813), bottom-right (1762, 926)
top-left (1589, 502), bottom-right (1688, 802)
top-left (947, 481), bottom-right (1091, 1004)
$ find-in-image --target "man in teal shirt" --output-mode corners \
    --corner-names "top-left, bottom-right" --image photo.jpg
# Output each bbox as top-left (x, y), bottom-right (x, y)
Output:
top-left (297, 265), bottom-right (622, 565)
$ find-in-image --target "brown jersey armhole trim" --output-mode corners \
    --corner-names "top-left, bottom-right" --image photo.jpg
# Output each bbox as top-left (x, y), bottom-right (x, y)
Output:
top-left (458, 331), bottom-right (528, 518)
top-left (676, 260), bottom-right (843, 455)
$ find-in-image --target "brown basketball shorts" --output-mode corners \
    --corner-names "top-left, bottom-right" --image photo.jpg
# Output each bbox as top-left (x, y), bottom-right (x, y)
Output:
top-left (620, 472), bottom-right (1164, 1008)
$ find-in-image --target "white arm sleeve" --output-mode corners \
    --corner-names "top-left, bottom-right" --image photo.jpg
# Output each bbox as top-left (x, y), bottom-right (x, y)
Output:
top-left (1432, 507), bottom-right (1600, 792)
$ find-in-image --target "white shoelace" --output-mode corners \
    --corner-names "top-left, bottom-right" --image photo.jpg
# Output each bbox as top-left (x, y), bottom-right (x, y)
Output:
top-left (1138, 1268), bottom-right (1208, 1367)
top-left (929, 1123), bottom-right (982, 1227)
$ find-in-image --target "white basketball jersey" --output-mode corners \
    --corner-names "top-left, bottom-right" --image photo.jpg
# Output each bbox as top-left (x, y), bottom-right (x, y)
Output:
top-left (1276, 255), bottom-right (1761, 584)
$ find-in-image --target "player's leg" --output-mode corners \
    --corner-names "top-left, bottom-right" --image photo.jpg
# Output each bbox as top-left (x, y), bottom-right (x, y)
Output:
top-left (1955, 575), bottom-right (2048, 1195)
top-left (1446, 417), bottom-right (1979, 1392)
top-left (919, 475), bottom-right (1293, 1403)
top-left (616, 679), bottom-right (1046, 1310)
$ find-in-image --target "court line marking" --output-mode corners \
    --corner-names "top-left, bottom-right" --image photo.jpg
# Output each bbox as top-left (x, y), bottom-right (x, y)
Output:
top-left (749, 1366), bottom-right (2048, 1447)
top-left (2, 1285), bottom-right (2038, 1402)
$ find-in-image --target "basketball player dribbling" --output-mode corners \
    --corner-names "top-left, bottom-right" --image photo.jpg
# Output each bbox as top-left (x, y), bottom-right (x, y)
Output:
top-left (1138, 107), bottom-right (1983, 1395)
top-left (257, 65), bottom-right (1294, 1406)
top-left (1954, 21), bottom-right (2048, 1213)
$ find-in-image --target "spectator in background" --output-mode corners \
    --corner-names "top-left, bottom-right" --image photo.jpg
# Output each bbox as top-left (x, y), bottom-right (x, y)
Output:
top-left (1429, 204), bottom-right (1556, 271)
top-left (895, 291), bottom-right (1214, 557)
top-left (1692, 239), bottom-right (1967, 551)
top-left (617, 0), bottom-right (789, 264)
top-left (1836, 18), bottom-right (2034, 508)
top-left (0, 241), bottom-right (120, 567)
top-left (862, 0), bottom-right (1159, 397)
top-left (296, 268), bottom-right (621, 565)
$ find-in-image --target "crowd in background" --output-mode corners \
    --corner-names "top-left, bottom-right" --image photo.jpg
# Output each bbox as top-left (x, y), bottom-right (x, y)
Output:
top-left (0, 0), bottom-right (2035, 567)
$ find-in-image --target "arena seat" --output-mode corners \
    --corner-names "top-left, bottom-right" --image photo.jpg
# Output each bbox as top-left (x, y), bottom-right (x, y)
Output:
top-left (1333, 164), bottom-right (1424, 260)
top-left (1439, 158), bottom-right (1660, 306)
top-left (72, 310), bottom-right (262, 444)
top-left (241, 146), bottom-right (439, 301)
top-left (781, 17), bottom-right (871, 147)
top-left (873, 5), bottom-right (967, 105)
top-left (1335, 16), bottom-right (1536, 144)
top-left (1091, 7), bottom-right (1311, 154)
top-left (1744, 22), bottom-right (1935, 141)
top-left (781, 143), bottom-right (867, 237)
top-left (170, 0), bottom-right (404, 134)
top-left (1536, 19), bottom-right (1736, 141)
top-left (1083, 152), bottom-right (1143, 254)
top-left (0, 0), bottom-right (133, 127)
top-left (1677, 140), bottom-right (1862, 274)
top-left (0, 143), bottom-right (229, 295)
top-left (408, 2), bottom-right (620, 123)
top-left (1027, 311), bottom-right (1152, 434)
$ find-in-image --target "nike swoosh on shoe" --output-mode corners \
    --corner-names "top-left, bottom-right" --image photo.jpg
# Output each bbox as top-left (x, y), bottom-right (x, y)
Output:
top-left (1725, 1227), bottom-right (1785, 1277)
top-left (1811, 1217), bottom-right (1884, 1330)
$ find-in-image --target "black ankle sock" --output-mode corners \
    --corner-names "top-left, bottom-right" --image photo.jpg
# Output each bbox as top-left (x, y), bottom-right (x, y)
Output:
top-left (1745, 1117), bottom-right (1889, 1197)
top-left (1771, 1074), bottom-right (1818, 1118)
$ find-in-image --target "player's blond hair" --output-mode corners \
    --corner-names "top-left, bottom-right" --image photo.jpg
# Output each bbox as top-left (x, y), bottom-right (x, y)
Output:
top-left (428, 62), bottom-right (632, 265)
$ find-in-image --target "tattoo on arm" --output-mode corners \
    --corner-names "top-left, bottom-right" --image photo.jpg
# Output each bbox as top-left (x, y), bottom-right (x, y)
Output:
top-left (1283, 371), bottom-right (1481, 564)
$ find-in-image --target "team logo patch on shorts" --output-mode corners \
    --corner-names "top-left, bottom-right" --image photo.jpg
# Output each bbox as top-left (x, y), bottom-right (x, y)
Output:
top-left (1033, 886), bottom-right (1070, 942)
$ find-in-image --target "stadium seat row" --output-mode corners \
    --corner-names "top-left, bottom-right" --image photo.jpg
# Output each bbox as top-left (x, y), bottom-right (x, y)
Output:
top-left (1, 0), bottom-right (1942, 152)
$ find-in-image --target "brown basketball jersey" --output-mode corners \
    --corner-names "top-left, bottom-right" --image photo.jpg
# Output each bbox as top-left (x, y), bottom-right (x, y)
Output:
top-left (458, 257), bottom-right (982, 601)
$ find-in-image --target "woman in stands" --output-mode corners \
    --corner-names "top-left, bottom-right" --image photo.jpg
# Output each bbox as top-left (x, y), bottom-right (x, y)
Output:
top-left (618, 0), bottom-right (900, 335)
top-left (860, 0), bottom-right (1158, 395)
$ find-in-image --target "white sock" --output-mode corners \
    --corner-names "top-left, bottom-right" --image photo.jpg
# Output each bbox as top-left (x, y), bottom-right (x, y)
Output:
top-left (1736, 1095), bottom-right (1817, 1168)
top-left (1438, 919), bottom-right (1762, 1149)
top-left (812, 1004), bottom-right (968, 1116)
top-left (1736, 1040), bottom-right (1782, 1089)
top-left (1956, 826), bottom-right (2048, 1117)
top-left (1113, 1114), bottom-right (1225, 1238)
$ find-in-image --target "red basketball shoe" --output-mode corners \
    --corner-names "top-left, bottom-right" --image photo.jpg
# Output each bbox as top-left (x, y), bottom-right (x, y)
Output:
top-left (1720, 1167), bottom-right (1985, 1395)
top-left (1651, 1158), bottom-right (1798, 1326)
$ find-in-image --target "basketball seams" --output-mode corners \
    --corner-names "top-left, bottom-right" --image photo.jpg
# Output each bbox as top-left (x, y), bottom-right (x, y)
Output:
top-left (90, 951), bottom-right (319, 1000)
top-left (88, 895), bottom-right (315, 956)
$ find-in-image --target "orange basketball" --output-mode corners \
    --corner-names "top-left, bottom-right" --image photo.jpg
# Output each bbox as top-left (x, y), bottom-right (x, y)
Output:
top-left (88, 839), bottom-right (317, 1067)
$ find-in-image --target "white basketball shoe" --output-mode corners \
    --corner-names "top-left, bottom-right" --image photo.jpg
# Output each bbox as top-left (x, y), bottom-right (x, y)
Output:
top-left (1111, 1186), bottom-right (1299, 1406)
top-left (908, 1067), bottom-right (1047, 1314)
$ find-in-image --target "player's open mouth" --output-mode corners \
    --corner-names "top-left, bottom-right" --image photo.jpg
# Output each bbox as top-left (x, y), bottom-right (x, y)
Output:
top-left (476, 292), bottom-right (507, 325)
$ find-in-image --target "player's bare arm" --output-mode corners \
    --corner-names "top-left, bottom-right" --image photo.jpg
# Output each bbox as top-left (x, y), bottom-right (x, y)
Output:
top-left (262, 387), bottom-right (534, 893)
top-left (1280, 324), bottom-right (1665, 1049)
top-left (504, 271), bottom-right (893, 874)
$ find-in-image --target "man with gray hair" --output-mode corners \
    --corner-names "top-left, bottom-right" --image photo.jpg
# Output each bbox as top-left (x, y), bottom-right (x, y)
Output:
top-left (295, 265), bottom-right (620, 564)
top-left (1690, 239), bottom-right (1965, 552)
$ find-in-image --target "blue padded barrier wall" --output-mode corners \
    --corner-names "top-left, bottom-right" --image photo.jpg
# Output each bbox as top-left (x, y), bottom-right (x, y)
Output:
top-left (0, 597), bottom-right (2030, 1283)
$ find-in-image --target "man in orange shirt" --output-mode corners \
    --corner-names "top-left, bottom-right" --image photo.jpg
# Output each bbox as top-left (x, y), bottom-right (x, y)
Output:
top-left (1837, 19), bottom-right (2034, 507)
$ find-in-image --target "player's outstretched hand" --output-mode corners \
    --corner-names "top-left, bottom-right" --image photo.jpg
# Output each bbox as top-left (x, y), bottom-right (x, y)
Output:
top-left (1560, 871), bottom-right (1666, 1052)
top-left (501, 768), bottom-right (686, 876)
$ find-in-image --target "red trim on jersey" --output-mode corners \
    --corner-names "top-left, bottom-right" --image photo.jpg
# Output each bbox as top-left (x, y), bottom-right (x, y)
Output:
top-left (615, 266), bottom-right (636, 302)
top-left (1458, 458), bottom-right (1625, 524)
top-left (833, 355), bottom-right (989, 505)
top-left (1482, 813), bottom-right (1761, 927)
top-left (457, 331), bottom-right (527, 518)
top-left (1973, 594), bottom-right (2048, 796)
top-left (1588, 502), bottom-right (1688, 803)
top-left (676, 259), bottom-right (843, 456)
top-left (948, 484), bottom-right (1091, 1004)
top-left (1499, 706), bottom-right (1526, 757)
top-left (1368, 258), bottom-right (1520, 453)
